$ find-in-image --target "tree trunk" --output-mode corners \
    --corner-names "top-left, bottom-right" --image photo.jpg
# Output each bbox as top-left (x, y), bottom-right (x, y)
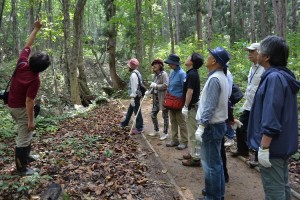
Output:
top-left (167, 0), bottom-right (175, 53)
top-left (196, 0), bottom-right (203, 51)
top-left (250, 0), bottom-right (255, 42)
top-left (62, 0), bottom-right (80, 105)
top-left (272, 0), bottom-right (286, 38)
top-left (29, 0), bottom-right (34, 33)
top-left (230, 0), bottom-right (235, 46)
top-left (91, 47), bottom-right (112, 85)
top-left (0, 0), bottom-right (5, 29)
top-left (73, 0), bottom-right (92, 106)
top-left (259, 0), bottom-right (267, 40)
top-left (207, 0), bottom-right (213, 48)
top-left (174, 0), bottom-right (180, 44)
top-left (238, 0), bottom-right (245, 40)
top-left (291, 0), bottom-right (297, 32)
top-left (105, 0), bottom-right (123, 89)
top-left (11, 0), bottom-right (20, 56)
top-left (148, 1), bottom-right (154, 64)
top-left (135, 0), bottom-right (143, 66)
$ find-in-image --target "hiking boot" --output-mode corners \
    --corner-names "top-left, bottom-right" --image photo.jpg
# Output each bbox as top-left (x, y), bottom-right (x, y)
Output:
top-left (166, 141), bottom-right (179, 147)
top-left (176, 143), bottom-right (187, 150)
top-left (159, 133), bottom-right (169, 141)
top-left (182, 159), bottom-right (201, 167)
top-left (248, 160), bottom-right (259, 168)
top-left (15, 146), bottom-right (34, 176)
top-left (149, 131), bottom-right (159, 137)
top-left (182, 153), bottom-right (192, 160)
top-left (224, 139), bottom-right (234, 147)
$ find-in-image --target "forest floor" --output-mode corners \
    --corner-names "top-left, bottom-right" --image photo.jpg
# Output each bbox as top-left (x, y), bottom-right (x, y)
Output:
top-left (0, 99), bottom-right (299, 200)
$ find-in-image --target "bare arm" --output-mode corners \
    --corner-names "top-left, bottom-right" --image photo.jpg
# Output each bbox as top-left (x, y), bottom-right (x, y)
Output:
top-left (261, 134), bottom-right (272, 149)
top-left (184, 88), bottom-right (194, 107)
top-left (24, 17), bottom-right (42, 48)
top-left (26, 97), bottom-right (35, 131)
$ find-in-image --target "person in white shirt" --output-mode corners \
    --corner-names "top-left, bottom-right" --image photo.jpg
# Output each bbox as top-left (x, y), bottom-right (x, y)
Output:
top-left (120, 58), bottom-right (144, 134)
top-left (231, 43), bottom-right (265, 166)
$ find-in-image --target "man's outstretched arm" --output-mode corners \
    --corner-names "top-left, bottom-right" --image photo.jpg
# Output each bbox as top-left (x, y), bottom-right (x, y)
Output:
top-left (25, 17), bottom-right (42, 48)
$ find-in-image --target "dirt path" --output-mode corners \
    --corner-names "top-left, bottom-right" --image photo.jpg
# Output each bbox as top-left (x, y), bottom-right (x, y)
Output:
top-left (132, 98), bottom-right (296, 200)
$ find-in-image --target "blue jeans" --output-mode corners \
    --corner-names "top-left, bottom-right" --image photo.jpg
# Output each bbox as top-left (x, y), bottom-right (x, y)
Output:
top-left (259, 158), bottom-right (291, 200)
top-left (121, 97), bottom-right (143, 131)
top-left (200, 123), bottom-right (226, 200)
top-left (225, 127), bottom-right (234, 140)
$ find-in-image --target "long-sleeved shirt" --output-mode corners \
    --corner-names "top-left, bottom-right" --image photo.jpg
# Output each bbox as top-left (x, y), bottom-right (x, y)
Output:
top-left (168, 66), bottom-right (186, 97)
top-left (128, 70), bottom-right (142, 98)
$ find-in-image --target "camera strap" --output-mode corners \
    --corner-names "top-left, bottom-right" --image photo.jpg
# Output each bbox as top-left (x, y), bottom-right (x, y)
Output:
top-left (4, 62), bottom-right (27, 92)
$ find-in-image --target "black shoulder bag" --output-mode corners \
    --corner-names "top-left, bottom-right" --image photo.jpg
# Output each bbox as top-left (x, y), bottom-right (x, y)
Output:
top-left (134, 72), bottom-right (146, 97)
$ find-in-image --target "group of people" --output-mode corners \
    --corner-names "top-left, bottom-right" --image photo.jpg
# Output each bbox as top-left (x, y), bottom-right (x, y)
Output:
top-left (121, 36), bottom-right (300, 200)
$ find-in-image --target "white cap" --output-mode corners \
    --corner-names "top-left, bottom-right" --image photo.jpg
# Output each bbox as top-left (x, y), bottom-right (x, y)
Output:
top-left (245, 43), bottom-right (260, 50)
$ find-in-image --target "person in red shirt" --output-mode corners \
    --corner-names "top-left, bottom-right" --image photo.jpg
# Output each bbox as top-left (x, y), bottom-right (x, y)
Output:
top-left (8, 17), bottom-right (50, 175)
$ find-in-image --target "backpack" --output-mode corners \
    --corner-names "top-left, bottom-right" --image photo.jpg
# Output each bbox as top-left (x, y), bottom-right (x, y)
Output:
top-left (134, 72), bottom-right (146, 97)
top-left (230, 83), bottom-right (243, 105)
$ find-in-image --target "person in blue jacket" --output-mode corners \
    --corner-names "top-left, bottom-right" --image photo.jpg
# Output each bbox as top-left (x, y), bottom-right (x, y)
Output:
top-left (247, 35), bottom-right (300, 200)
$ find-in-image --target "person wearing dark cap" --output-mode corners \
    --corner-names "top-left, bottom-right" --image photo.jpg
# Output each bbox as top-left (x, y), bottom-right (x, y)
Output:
top-left (145, 59), bottom-right (169, 140)
top-left (195, 46), bottom-right (230, 200)
top-left (164, 54), bottom-right (188, 150)
top-left (181, 53), bottom-right (203, 167)
top-left (231, 43), bottom-right (264, 168)
top-left (248, 35), bottom-right (299, 200)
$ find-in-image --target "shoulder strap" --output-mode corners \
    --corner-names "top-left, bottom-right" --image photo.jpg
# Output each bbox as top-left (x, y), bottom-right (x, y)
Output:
top-left (5, 61), bottom-right (27, 91)
top-left (134, 72), bottom-right (142, 86)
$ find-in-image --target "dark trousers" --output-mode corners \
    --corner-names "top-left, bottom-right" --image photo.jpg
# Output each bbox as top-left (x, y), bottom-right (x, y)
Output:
top-left (235, 110), bottom-right (250, 155)
top-left (121, 97), bottom-right (143, 131)
top-left (221, 137), bottom-right (229, 182)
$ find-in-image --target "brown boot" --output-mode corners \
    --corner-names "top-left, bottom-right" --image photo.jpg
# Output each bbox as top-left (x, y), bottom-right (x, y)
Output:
top-left (182, 153), bottom-right (192, 160)
top-left (182, 159), bottom-right (201, 167)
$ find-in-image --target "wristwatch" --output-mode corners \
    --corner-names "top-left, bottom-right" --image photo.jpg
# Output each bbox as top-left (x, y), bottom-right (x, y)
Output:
top-left (260, 144), bottom-right (269, 150)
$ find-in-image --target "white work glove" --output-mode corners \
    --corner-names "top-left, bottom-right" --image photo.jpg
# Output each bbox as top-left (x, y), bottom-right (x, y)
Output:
top-left (130, 98), bottom-right (135, 107)
top-left (182, 106), bottom-right (188, 118)
top-left (145, 90), bottom-right (151, 96)
top-left (231, 119), bottom-right (243, 130)
top-left (258, 147), bottom-right (272, 168)
top-left (150, 82), bottom-right (157, 88)
top-left (195, 125), bottom-right (205, 143)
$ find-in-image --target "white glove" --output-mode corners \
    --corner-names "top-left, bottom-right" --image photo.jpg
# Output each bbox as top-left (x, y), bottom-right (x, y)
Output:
top-left (150, 82), bottom-right (157, 88)
top-left (145, 90), bottom-right (151, 96)
top-left (258, 147), bottom-right (272, 168)
top-left (231, 119), bottom-right (243, 130)
top-left (195, 125), bottom-right (205, 143)
top-left (130, 98), bottom-right (135, 107)
top-left (182, 106), bottom-right (188, 118)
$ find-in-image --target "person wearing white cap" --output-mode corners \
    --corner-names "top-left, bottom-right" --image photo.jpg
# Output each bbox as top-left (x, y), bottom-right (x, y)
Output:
top-left (231, 43), bottom-right (264, 167)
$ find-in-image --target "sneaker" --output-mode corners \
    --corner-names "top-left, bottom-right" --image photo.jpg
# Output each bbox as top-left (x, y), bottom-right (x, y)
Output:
top-left (182, 159), bottom-right (201, 167)
top-left (159, 133), bottom-right (169, 141)
top-left (224, 139), bottom-right (234, 147)
top-left (231, 150), bottom-right (249, 157)
top-left (131, 129), bottom-right (142, 135)
top-left (176, 143), bottom-right (187, 150)
top-left (149, 131), bottom-right (159, 137)
top-left (166, 141), bottom-right (179, 147)
top-left (182, 153), bottom-right (192, 160)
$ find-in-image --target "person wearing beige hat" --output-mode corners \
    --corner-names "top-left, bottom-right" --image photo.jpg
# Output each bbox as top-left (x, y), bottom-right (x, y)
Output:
top-left (231, 43), bottom-right (265, 168)
top-left (120, 58), bottom-right (144, 134)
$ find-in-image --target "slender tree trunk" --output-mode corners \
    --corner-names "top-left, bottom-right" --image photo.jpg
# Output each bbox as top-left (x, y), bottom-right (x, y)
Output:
top-left (148, 1), bottom-right (154, 64)
top-left (259, 0), bottom-right (267, 40)
top-left (272, 0), bottom-right (286, 38)
top-left (207, 0), bottom-right (213, 48)
top-left (230, 0), bottom-right (235, 46)
top-left (105, 0), bottom-right (123, 89)
top-left (250, 0), bottom-right (255, 42)
top-left (167, 0), bottom-right (175, 53)
top-left (135, 0), bottom-right (143, 66)
top-left (174, 0), bottom-right (180, 44)
top-left (196, 0), bottom-right (203, 51)
top-left (0, 0), bottom-right (5, 29)
top-left (238, 0), bottom-right (245, 40)
top-left (29, 0), bottom-right (34, 33)
top-left (62, 0), bottom-right (81, 105)
top-left (11, 0), bottom-right (20, 56)
top-left (291, 0), bottom-right (297, 32)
